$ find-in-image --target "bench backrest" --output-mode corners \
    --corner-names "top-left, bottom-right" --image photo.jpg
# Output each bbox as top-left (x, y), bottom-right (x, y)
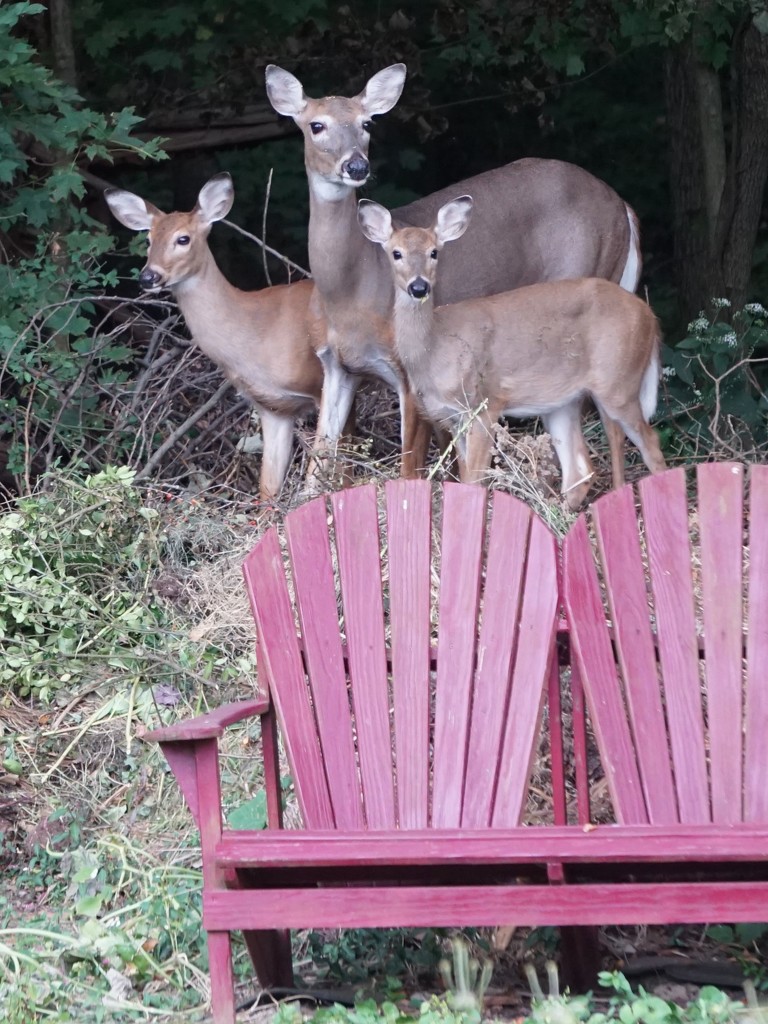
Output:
top-left (243, 480), bottom-right (559, 830)
top-left (564, 462), bottom-right (768, 826)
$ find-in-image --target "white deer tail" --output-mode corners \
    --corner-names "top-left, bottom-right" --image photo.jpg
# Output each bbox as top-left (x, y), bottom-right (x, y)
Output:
top-left (640, 346), bottom-right (661, 422)
top-left (619, 204), bottom-right (642, 293)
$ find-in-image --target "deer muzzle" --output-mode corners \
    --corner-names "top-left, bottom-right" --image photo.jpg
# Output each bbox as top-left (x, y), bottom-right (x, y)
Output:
top-left (341, 152), bottom-right (370, 182)
top-left (407, 277), bottom-right (431, 300)
top-left (139, 268), bottom-right (164, 291)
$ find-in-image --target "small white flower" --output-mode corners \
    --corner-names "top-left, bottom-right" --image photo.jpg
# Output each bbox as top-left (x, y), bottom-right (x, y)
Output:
top-left (722, 331), bottom-right (738, 348)
top-left (711, 297), bottom-right (731, 308)
top-left (661, 366), bottom-right (676, 379)
top-left (745, 302), bottom-right (767, 316)
top-left (687, 317), bottom-right (710, 333)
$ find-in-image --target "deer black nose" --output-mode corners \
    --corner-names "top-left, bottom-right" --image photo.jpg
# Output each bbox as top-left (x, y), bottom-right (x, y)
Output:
top-left (408, 278), bottom-right (430, 299)
top-left (139, 268), bottom-right (162, 290)
top-left (342, 153), bottom-right (370, 182)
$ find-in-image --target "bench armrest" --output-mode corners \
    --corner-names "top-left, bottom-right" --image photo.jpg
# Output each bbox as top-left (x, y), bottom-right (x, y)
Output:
top-left (139, 697), bottom-right (272, 831)
top-left (140, 697), bottom-right (270, 744)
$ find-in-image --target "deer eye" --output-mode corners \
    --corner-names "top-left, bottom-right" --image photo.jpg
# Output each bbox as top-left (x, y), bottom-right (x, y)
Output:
top-left (430, 249), bottom-right (438, 260)
top-left (392, 250), bottom-right (402, 261)
top-left (362, 120), bottom-right (374, 133)
top-left (176, 235), bottom-right (191, 246)
top-left (309, 122), bottom-right (325, 136)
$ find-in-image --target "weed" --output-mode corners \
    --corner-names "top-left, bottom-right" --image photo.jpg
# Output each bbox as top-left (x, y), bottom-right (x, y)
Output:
top-left (306, 929), bottom-right (450, 986)
top-left (438, 937), bottom-right (493, 1018)
top-left (660, 302), bottom-right (768, 459)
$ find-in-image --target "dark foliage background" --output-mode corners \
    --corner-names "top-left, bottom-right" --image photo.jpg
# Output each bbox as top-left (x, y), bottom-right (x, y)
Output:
top-left (2, 0), bottom-right (768, 490)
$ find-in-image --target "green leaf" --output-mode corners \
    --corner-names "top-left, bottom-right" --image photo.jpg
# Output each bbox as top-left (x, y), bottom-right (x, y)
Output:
top-left (228, 792), bottom-right (267, 830)
top-left (705, 924), bottom-right (734, 944)
top-left (76, 893), bottom-right (104, 917)
top-left (735, 921), bottom-right (768, 945)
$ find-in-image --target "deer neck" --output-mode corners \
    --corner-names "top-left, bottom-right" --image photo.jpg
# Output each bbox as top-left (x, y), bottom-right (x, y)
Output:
top-left (307, 180), bottom-right (391, 313)
top-left (171, 252), bottom-right (243, 367)
top-left (392, 290), bottom-right (436, 382)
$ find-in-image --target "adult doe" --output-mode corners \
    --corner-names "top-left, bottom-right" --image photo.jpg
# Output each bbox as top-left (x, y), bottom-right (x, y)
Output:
top-left (265, 63), bottom-right (642, 486)
top-left (106, 173), bottom-right (324, 499)
top-left (358, 196), bottom-right (666, 507)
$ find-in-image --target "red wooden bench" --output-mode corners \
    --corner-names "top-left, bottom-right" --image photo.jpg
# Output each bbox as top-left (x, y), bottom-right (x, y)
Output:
top-left (146, 463), bottom-right (768, 1023)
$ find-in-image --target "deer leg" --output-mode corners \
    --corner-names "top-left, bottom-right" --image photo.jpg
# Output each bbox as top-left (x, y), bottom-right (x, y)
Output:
top-left (399, 389), bottom-right (432, 478)
top-left (599, 399), bottom-right (667, 478)
top-left (342, 396), bottom-right (357, 437)
top-left (461, 412), bottom-right (495, 483)
top-left (595, 405), bottom-right (627, 490)
top-left (258, 410), bottom-right (296, 501)
top-left (543, 404), bottom-right (594, 510)
top-left (307, 349), bottom-right (360, 490)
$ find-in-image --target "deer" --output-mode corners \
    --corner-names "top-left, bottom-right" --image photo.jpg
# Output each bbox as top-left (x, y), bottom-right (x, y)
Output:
top-left (105, 173), bottom-right (326, 500)
top-left (357, 195), bottom-right (667, 509)
top-left (264, 62), bottom-right (643, 488)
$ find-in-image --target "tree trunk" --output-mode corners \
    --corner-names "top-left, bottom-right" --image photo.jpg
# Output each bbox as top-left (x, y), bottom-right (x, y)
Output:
top-left (720, 20), bottom-right (768, 312)
top-left (664, 37), bottom-right (723, 322)
top-left (664, 12), bottom-right (768, 324)
top-left (48, 0), bottom-right (78, 90)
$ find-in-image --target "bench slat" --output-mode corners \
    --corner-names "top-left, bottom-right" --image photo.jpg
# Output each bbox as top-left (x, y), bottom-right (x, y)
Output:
top-left (332, 485), bottom-right (396, 829)
top-left (745, 464), bottom-right (768, 822)
top-left (593, 486), bottom-right (678, 824)
top-left (386, 480), bottom-right (433, 829)
top-left (563, 515), bottom-right (648, 823)
top-left (216, 825), bottom-right (768, 867)
top-left (698, 463), bottom-right (744, 824)
top-left (433, 484), bottom-right (487, 828)
top-left (463, 492), bottom-right (529, 827)
top-left (639, 468), bottom-right (710, 823)
top-left (243, 529), bottom-right (334, 828)
top-left (285, 498), bottom-right (365, 829)
top-left (492, 515), bottom-right (558, 827)
top-left (204, 882), bottom-right (768, 931)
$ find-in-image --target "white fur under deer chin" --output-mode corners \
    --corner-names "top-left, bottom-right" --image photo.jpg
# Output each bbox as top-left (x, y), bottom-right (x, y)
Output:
top-left (308, 173), bottom-right (356, 202)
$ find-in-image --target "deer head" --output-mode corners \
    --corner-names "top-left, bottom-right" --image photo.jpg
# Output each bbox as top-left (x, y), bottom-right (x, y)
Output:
top-left (105, 172), bottom-right (234, 292)
top-left (265, 64), bottom-right (407, 192)
top-left (357, 196), bottom-right (474, 300)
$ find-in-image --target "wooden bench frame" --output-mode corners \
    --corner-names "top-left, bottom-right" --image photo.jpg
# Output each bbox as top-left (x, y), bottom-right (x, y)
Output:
top-left (147, 464), bottom-right (768, 1024)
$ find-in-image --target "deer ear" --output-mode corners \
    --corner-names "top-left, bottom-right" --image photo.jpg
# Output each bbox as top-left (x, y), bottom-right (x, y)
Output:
top-left (265, 65), bottom-right (308, 118)
top-left (435, 196), bottom-right (473, 245)
top-left (359, 64), bottom-right (406, 116)
top-left (357, 199), bottom-right (393, 245)
top-left (196, 173), bottom-right (234, 224)
top-left (105, 189), bottom-right (158, 231)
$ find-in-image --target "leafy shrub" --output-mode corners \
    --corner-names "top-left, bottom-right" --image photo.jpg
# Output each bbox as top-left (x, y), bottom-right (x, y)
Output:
top-left (589, 971), bottom-right (745, 1024)
top-left (0, 462), bottom-right (260, 709)
top-left (269, 971), bottom-right (752, 1024)
top-left (307, 927), bottom-right (449, 986)
top-left (0, 1), bottom-right (165, 484)
top-left (1, 827), bottom-right (207, 1020)
top-left (660, 301), bottom-right (768, 456)
top-left (0, 465), bottom-right (165, 700)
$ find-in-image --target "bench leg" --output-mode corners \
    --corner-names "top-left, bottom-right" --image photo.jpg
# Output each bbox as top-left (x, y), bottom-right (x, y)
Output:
top-left (559, 925), bottom-right (602, 992)
top-left (243, 928), bottom-right (294, 988)
top-left (208, 930), bottom-right (236, 1024)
